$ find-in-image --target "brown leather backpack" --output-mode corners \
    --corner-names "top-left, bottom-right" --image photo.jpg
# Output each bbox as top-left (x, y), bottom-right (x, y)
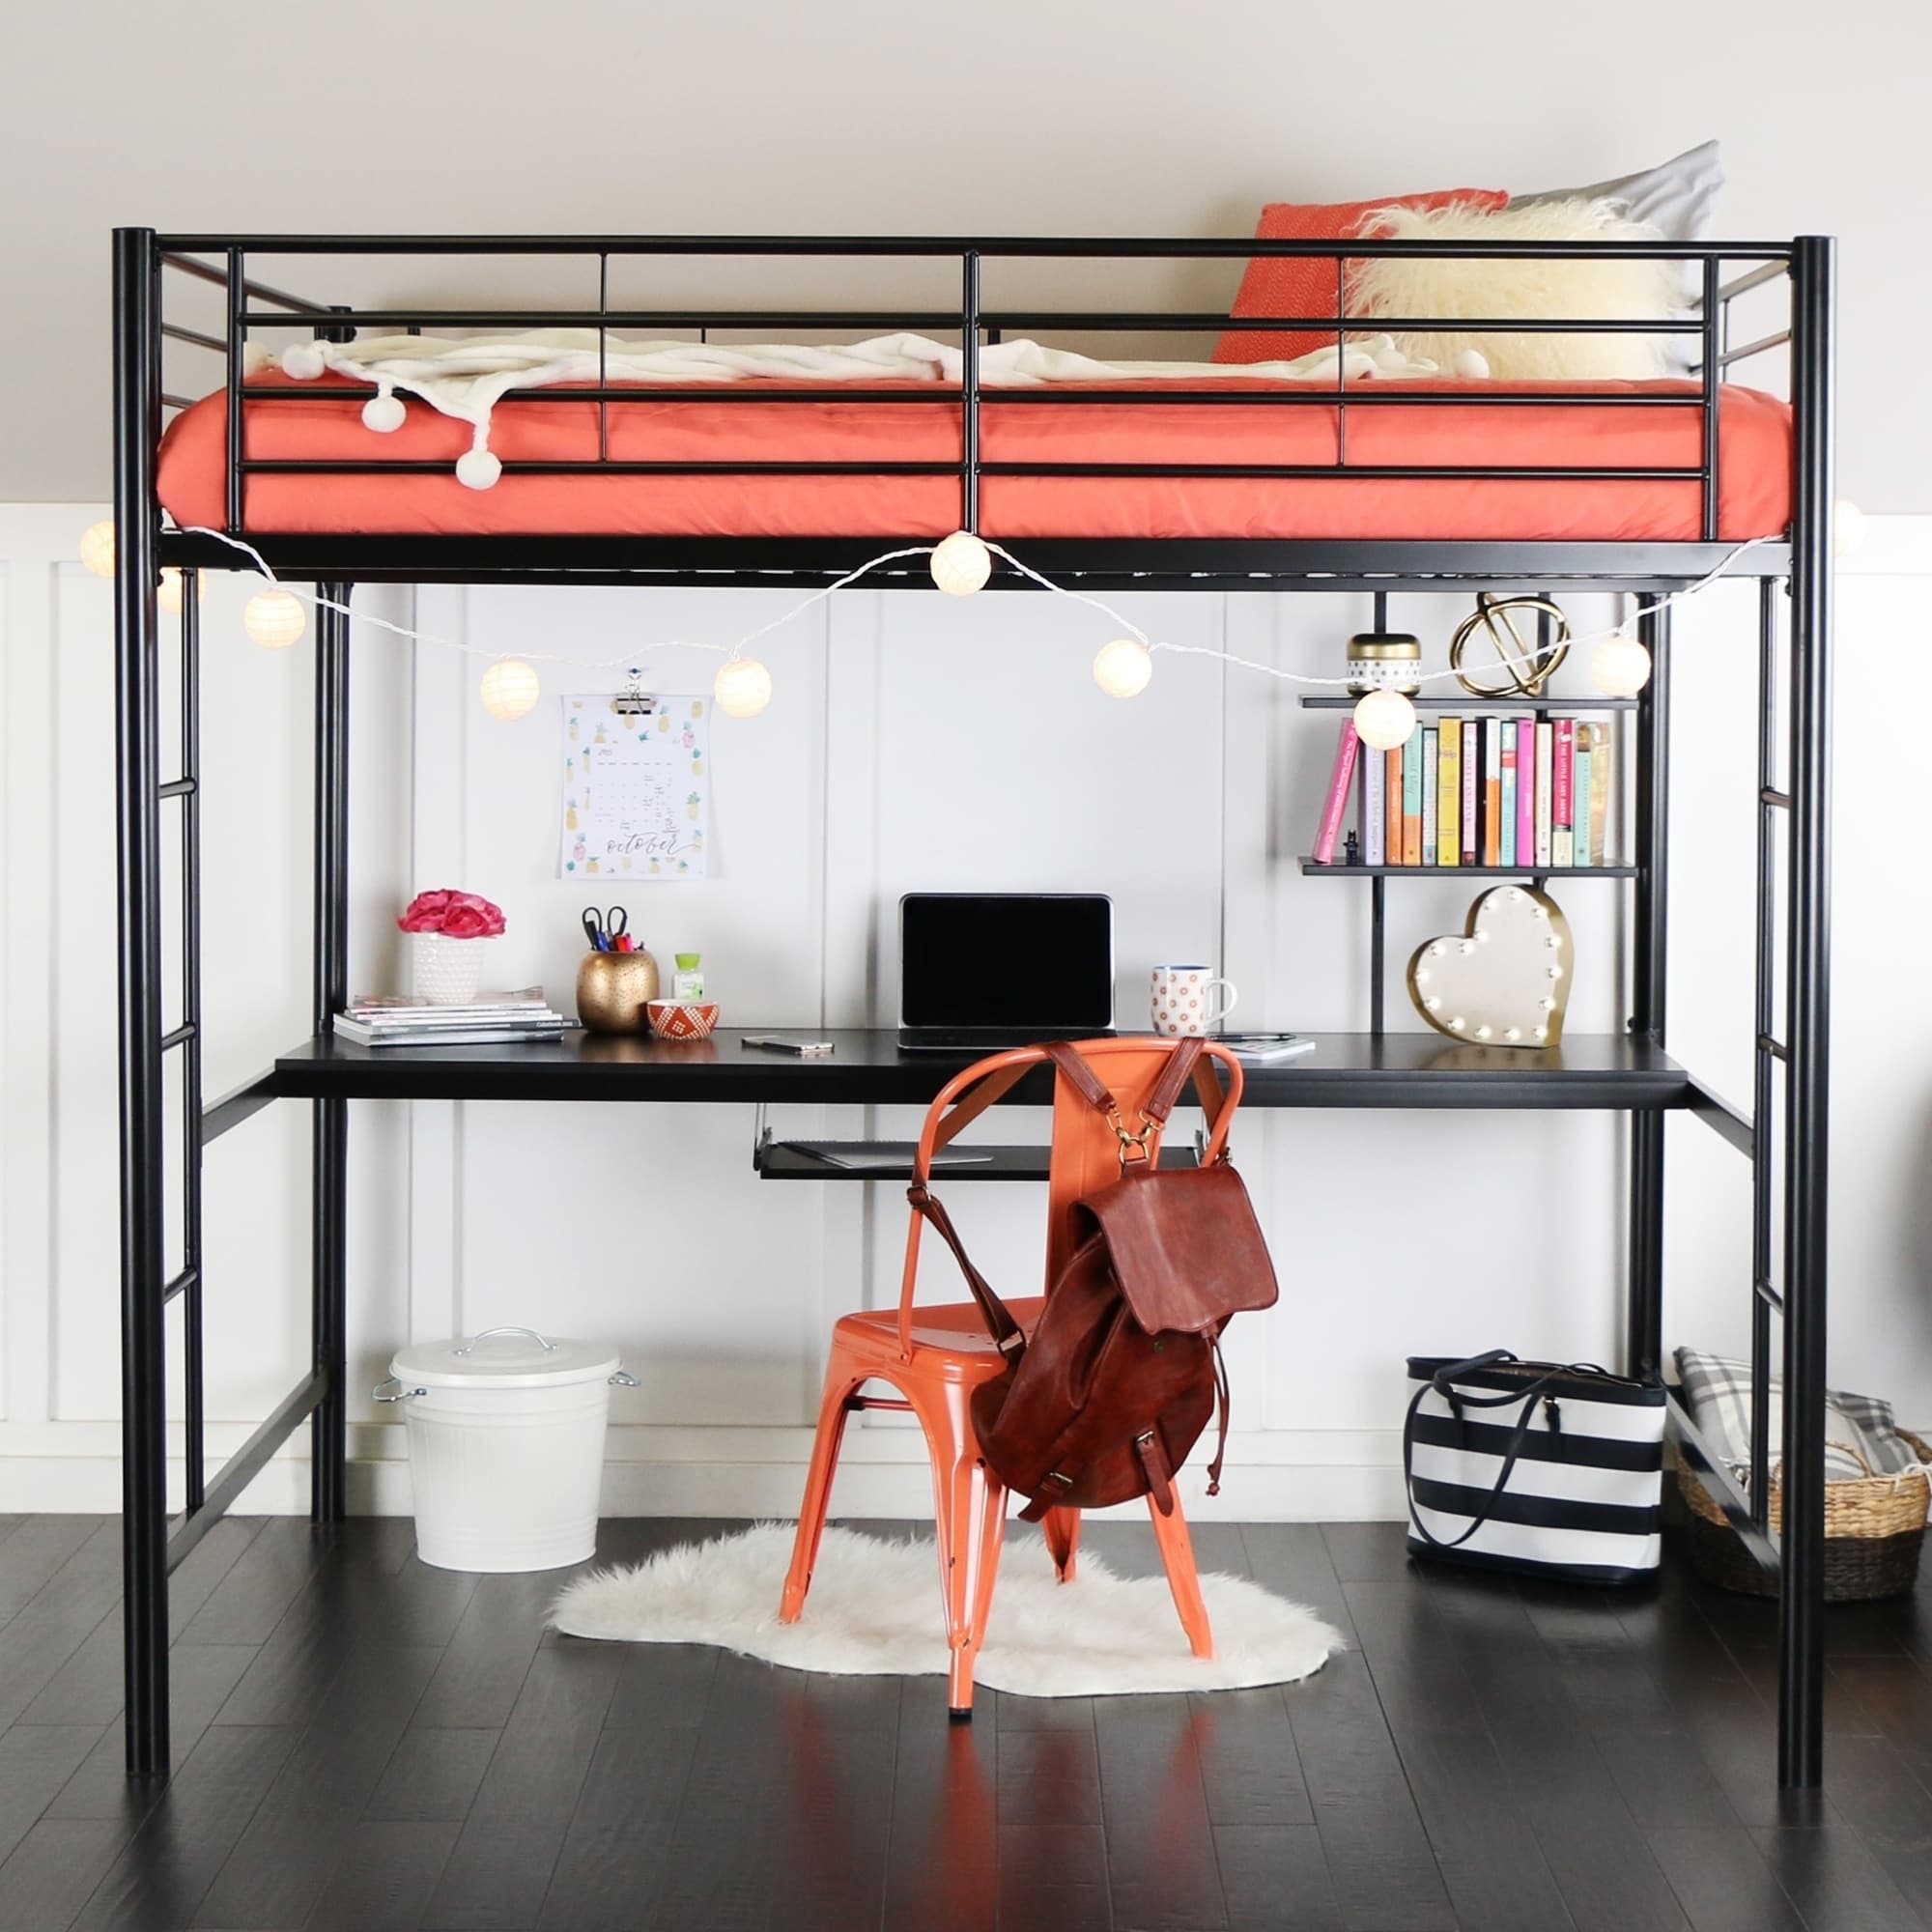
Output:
top-left (907, 1039), bottom-right (1279, 1520)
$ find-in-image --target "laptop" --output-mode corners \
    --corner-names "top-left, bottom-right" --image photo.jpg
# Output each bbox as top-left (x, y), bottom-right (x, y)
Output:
top-left (897, 892), bottom-right (1115, 1052)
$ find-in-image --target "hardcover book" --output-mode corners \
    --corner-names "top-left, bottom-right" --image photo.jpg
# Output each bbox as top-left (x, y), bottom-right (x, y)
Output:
top-left (1586, 722), bottom-right (1611, 865)
top-left (1362, 740), bottom-right (1386, 865)
top-left (1535, 722), bottom-right (1553, 867)
top-left (1436, 720), bottom-right (1461, 867)
top-left (1402, 727), bottom-right (1424, 867)
top-left (1313, 721), bottom-right (1361, 864)
top-left (1572, 732), bottom-right (1592, 868)
top-left (1552, 718), bottom-right (1576, 867)
top-left (1517, 712), bottom-right (1537, 871)
top-left (1422, 727), bottom-right (1438, 867)
top-left (1499, 722), bottom-right (1518, 869)
top-left (1461, 719), bottom-right (1479, 867)
top-left (1483, 718), bottom-right (1502, 867)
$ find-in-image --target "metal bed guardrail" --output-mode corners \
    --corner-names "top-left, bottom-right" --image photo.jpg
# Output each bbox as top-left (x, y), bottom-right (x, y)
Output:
top-left (114, 229), bottom-right (1833, 1797)
top-left (146, 233), bottom-right (1800, 555)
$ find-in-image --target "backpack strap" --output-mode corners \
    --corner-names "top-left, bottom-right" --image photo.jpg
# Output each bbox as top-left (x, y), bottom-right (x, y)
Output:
top-left (905, 1180), bottom-right (1027, 1359)
top-left (1206, 1334), bottom-right (1232, 1496)
top-left (1041, 1040), bottom-right (1122, 1115)
top-left (1043, 1038), bottom-right (1223, 1166)
top-left (1143, 1036), bottom-right (1208, 1125)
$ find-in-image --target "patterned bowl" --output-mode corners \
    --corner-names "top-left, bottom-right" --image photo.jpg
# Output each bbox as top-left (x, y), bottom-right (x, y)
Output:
top-left (646, 1000), bottom-right (720, 1042)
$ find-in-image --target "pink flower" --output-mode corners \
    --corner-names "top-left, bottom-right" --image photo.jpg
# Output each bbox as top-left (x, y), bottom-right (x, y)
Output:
top-left (398, 889), bottom-right (505, 937)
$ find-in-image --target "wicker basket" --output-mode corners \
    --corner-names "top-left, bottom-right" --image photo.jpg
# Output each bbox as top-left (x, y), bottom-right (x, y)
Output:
top-left (1679, 1430), bottom-right (1932, 1602)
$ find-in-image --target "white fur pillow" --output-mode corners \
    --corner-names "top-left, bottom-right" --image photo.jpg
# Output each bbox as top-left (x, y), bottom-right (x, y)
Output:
top-left (1350, 198), bottom-right (1684, 383)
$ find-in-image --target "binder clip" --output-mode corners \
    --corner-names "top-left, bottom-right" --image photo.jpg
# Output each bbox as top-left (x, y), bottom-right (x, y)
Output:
top-left (610, 668), bottom-right (657, 719)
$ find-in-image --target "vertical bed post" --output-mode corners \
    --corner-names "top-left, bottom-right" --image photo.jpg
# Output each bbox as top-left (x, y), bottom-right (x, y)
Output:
top-left (1750, 579), bottom-right (1779, 1531)
top-left (1626, 602), bottom-right (1671, 1381)
top-left (960, 250), bottom-right (980, 533)
top-left (1780, 235), bottom-right (1835, 1792)
top-left (113, 225), bottom-right (170, 1777)
top-left (312, 582), bottom-right (352, 1521)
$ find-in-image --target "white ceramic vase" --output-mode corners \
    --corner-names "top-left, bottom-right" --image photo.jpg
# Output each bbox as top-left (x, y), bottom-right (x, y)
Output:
top-left (413, 931), bottom-right (487, 1006)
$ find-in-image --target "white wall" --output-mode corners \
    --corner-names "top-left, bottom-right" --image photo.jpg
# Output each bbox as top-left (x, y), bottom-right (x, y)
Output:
top-left (0, 0), bottom-right (1926, 506)
top-left (5, 506), bottom-right (1929, 1517)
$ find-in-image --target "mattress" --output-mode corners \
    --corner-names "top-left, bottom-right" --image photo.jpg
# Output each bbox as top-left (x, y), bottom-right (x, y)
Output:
top-left (156, 372), bottom-right (1794, 544)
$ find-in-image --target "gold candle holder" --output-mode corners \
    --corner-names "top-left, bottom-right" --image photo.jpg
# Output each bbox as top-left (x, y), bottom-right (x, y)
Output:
top-left (1346, 632), bottom-right (1422, 696)
top-left (576, 948), bottom-right (661, 1035)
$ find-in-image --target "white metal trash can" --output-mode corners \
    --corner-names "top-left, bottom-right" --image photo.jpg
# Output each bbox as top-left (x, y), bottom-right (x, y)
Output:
top-left (376, 1326), bottom-right (637, 1573)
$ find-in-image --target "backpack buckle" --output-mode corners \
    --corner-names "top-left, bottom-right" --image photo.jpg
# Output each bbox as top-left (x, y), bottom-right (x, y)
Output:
top-left (1111, 1110), bottom-right (1155, 1167)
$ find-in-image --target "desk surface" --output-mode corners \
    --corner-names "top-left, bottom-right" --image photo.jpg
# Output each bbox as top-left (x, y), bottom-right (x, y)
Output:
top-left (274, 1028), bottom-right (1690, 1112)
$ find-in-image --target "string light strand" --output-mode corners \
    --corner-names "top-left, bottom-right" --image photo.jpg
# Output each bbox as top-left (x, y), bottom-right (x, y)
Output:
top-left (162, 522), bottom-right (1770, 711)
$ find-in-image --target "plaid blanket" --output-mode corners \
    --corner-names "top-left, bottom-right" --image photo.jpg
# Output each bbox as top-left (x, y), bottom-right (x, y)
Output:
top-left (1674, 1349), bottom-right (1921, 1486)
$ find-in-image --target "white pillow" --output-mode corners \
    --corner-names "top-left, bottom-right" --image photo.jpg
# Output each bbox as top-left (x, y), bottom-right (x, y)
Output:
top-left (1514, 141), bottom-right (1725, 248)
top-left (1350, 197), bottom-right (1684, 384)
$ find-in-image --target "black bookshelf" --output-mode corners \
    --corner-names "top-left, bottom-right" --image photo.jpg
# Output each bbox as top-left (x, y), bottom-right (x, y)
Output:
top-left (1299, 695), bottom-right (1637, 712)
top-left (1301, 859), bottom-right (1636, 878)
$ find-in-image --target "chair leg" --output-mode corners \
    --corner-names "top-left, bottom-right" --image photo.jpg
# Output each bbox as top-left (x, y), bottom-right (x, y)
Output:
top-left (968, 1475), bottom-right (1008, 1659)
top-left (925, 1414), bottom-right (1007, 1719)
top-left (1042, 1506), bottom-right (1081, 1583)
top-left (780, 1362), bottom-right (864, 1624)
top-left (1148, 1488), bottom-right (1214, 1662)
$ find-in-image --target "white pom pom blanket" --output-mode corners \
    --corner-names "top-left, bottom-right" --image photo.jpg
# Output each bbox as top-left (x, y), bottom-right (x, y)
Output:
top-left (274, 329), bottom-right (1441, 489)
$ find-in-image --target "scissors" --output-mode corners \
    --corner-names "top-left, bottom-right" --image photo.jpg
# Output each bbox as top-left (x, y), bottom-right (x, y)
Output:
top-left (581, 905), bottom-right (629, 951)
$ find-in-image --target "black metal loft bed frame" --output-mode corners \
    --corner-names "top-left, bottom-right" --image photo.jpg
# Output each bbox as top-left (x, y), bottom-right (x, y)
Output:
top-left (112, 227), bottom-right (1834, 1791)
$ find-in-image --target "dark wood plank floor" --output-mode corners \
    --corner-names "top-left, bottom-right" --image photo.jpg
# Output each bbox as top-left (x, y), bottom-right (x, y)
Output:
top-left (0, 1515), bottom-right (1928, 1930)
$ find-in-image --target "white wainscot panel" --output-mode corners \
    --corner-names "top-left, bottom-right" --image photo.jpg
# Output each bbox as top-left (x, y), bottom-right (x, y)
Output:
top-left (453, 1100), bottom-right (829, 1435)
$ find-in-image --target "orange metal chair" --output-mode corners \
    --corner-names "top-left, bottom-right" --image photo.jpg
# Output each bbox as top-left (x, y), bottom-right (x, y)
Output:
top-left (779, 1037), bottom-right (1245, 1717)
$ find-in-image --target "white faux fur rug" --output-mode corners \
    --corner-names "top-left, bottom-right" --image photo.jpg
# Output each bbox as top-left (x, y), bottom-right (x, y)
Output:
top-left (550, 1522), bottom-right (1342, 1696)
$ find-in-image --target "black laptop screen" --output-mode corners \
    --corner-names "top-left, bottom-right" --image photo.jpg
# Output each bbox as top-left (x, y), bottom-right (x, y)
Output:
top-left (899, 894), bottom-right (1114, 1031)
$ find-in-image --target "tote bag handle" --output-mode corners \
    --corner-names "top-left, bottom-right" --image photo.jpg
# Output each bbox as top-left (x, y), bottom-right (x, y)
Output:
top-left (1403, 1356), bottom-right (1568, 1552)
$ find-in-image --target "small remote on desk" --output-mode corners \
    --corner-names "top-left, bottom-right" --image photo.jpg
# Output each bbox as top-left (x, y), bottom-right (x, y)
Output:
top-left (742, 1035), bottom-right (836, 1056)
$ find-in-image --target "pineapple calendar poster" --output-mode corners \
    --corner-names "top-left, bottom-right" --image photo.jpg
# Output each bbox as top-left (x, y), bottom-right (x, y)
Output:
top-left (558, 695), bottom-right (710, 880)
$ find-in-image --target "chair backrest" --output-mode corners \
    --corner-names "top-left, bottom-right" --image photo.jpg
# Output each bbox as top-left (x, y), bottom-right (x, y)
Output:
top-left (897, 1037), bottom-right (1245, 1353)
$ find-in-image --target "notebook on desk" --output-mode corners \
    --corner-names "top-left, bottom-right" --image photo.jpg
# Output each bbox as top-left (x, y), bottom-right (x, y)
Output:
top-left (897, 892), bottom-right (1115, 1052)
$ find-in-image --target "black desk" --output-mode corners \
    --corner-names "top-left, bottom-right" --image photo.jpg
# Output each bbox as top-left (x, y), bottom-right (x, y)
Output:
top-left (270, 1027), bottom-right (1691, 1113)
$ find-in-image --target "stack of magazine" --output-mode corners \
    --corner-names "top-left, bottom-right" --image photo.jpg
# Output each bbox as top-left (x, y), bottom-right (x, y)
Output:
top-left (334, 988), bottom-right (573, 1048)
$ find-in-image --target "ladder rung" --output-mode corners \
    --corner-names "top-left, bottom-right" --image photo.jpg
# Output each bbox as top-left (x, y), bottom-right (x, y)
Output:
top-left (1753, 1277), bottom-right (1784, 1314)
top-left (159, 777), bottom-right (198, 800)
top-left (163, 1266), bottom-right (198, 1305)
top-left (1760, 787), bottom-right (1791, 810)
top-left (1757, 1033), bottom-right (1788, 1064)
top-left (161, 1022), bottom-right (198, 1052)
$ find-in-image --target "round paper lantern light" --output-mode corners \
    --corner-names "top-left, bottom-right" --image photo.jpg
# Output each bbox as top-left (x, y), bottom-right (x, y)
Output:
top-left (929, 530), bottom-right (993, 596)
top-left (1093, 638), bottom-right (1153, 698)
top-left (243, 589), bottom-right (307, 650)
top-left (156, 567), bottom-right (207, 615)
top-left (1833, 498), bottom-right (1866, 557)
top-left (714, 656), bottom-right (774, 719)
top-left (1591, 634), bottom-right (1653, 697)
top-left (479, 659), bottom-right (541, 720)
top-left (79, 521), bottom-right (116, 578)
top-left (1353, 688), bottom-right (1417, 752)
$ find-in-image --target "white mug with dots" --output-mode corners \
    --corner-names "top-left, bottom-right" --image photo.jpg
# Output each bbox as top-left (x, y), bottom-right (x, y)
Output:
top-left (1150, 964), bottom-right (1238, 1037)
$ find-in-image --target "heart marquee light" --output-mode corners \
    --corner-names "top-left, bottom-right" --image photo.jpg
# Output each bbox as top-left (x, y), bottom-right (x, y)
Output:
top-left (1406, 886), bottom-right (1573, 1049)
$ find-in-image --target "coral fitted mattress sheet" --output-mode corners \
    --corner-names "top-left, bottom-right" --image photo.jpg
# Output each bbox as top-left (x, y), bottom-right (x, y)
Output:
top-left (156, 373), bottom-right (1793, 543)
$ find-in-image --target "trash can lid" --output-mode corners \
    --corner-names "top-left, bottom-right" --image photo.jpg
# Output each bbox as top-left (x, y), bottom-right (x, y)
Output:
top-left (391, 1327), bottom-right (623, 1391)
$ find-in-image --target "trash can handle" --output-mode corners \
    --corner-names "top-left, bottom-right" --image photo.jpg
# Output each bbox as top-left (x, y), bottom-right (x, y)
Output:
top-left (372, 1377), bottom-right (426, 1403)
top-left (454, 1326), bottom-right (556, 1356)
top-left (610, 1370), bottom-right (639, 1387)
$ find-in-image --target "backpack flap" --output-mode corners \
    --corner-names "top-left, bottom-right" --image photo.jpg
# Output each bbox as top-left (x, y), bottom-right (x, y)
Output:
top-left (1076, 1161), bottom-right (1279, 1334)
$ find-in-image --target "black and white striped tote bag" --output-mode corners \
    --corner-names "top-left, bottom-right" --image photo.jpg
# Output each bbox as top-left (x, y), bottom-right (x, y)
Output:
top-left (1404, 1351), bottom-right (1666, 1584)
